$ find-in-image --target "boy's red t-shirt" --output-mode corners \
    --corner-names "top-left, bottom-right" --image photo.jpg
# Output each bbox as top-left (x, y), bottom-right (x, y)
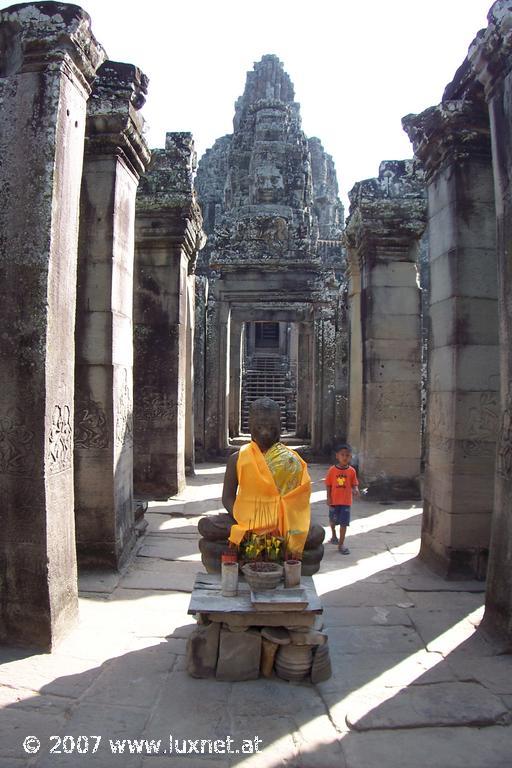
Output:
top-left (325, 464), bottom-right (358, 506)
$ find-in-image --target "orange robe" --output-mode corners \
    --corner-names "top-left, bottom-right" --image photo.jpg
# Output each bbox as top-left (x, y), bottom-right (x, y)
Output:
top-left (228, 441), bottom-right (311, 555)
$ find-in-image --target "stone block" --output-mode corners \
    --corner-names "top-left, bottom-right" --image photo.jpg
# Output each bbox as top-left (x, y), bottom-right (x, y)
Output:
top-left (365, 313), bottom-right (420, 341)
top-left (216, 627), bottom-right (261, 681)
top-left (365, 338), bottom-right (420, 363)
top-left (430, 246), bottom-right (498, 303)
top-left (368, 261), bottom-right (418, 287)
top-left (368, 286), bottom-right (419, 316)
top-left (430, 296), bottom-right (499, 347)
top-left (186, 622), bottom-right (220, 678)
top-left (367, 357), bottom-right (420, 383)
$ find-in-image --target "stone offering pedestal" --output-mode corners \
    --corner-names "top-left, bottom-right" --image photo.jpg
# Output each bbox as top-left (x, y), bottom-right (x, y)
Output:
top-left (186, 573), bottom-right (331, 683)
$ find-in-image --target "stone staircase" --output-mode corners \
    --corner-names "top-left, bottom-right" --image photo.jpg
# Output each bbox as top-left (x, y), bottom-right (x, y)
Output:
top-left (241, 355), bottom-right (296, 433)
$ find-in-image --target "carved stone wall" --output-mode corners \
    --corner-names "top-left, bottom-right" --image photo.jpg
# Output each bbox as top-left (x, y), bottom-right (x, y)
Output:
top-left (0, 2), bottom-right (105, 648)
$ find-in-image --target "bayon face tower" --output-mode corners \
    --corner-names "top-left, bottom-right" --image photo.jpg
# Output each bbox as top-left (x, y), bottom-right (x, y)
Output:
top-left (195, 54), bottom-right (346, 456)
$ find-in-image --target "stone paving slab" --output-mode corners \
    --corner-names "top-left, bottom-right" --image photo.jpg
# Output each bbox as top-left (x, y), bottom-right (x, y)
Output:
top-left (327, 625), bottom-right (425, 655)
top-left (122, 560), bottom-right (202, 592)
top-left (138, 536), bottom-right (202, 562)
top-left (340, 725), bottom-right (512, 768)
top-left (323, 605), bottom-right (412, 627)
top-left (346, 681), bottom-right (510, 730)
top-left (447, 653), bottom-right (512, 694)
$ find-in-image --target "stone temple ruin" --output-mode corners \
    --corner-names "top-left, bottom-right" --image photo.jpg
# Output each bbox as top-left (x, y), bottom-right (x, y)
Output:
top-left (1, 0), bottom-right (512, 653)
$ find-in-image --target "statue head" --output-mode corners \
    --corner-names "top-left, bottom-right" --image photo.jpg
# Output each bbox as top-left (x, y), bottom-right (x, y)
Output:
top-left (249, 397), bottom-right (281, 452)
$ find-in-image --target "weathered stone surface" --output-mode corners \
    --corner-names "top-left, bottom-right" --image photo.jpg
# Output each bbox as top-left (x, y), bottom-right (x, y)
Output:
top-left (196, 55), bottom-right (345, 455)
top-left (261, 626), bottom-right (291, 644)
top-left (347, 681), bottom-right (509, 730)
top-left (404, 96), bottom-right (498, 580)
top-left (134, 132), bottom-right (205, 499)
top-left (185, 622), bottom-right (220, 678)
top-left (345, 160), bottom-right (426, 500)
top-left (75, 60), bottom-right (150, 570)
top-left (468, 0), bottom-right (512, 639)
top-left (310, 642), bottom-right (332, 683)
top-left (216, 627), bottom-right (261, 681)
top-left (0, 1), bottom-right (105, 648)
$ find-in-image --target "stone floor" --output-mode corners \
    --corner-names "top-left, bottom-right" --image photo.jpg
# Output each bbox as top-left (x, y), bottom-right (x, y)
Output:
top-left (1, 462), bottom-right (512, 767)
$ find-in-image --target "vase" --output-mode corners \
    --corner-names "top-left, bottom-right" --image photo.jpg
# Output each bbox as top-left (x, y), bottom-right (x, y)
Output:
top-left (221, 562), bottom-right (239, 596)
top-left (284, 559), bottom-right (301, 588)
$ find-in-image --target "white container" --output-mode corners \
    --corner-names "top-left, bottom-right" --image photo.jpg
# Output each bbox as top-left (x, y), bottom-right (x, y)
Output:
top-left (221, 562), bottom-right (239, 597)
top-left (284, 559), bottom-right (301, 588)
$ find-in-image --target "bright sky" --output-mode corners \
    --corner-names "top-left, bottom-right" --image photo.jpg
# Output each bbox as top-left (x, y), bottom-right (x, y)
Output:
top-left (2, 0), bottom-right (492, 209)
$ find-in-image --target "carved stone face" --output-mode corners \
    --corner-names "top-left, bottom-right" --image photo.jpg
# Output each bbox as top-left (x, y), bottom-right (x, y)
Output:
top-left (253, 162), bottom-right (284, 204)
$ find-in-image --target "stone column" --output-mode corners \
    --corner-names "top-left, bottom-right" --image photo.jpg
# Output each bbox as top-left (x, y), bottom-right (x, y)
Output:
top-left (204, 291), bottom-right (231, 455)
top-left (311, 309), bottom-right (336, 454)
top-left (296, 323), bottom-right (312, 439)
top-left (75, 61), bottom-right (150, 569)
top-left (469, 1), bottom-right (512, 630)
top-left (134, 133), bottom-right (205, 499)
top-left (346, 259), bottom-right (363, 454)
top-left (0, 4), bottom-right (105, 648)
top-left (229, 318), bottom-right (243, 438)
top-left (345, 161), bottom-right (426, 500)
top-left (404, 100), bottom-right (498, 578)
top-left (193, 275), bottom-right (208, 460)
top-left (185, 276), bottom-right (196, 474)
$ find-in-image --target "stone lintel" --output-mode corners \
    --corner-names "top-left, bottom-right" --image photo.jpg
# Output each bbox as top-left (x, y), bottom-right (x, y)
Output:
top-left (402, 101), bottom-right (491, 182)
top-left (85, 60), bottom-right (151, 177)
top-left (468, 1), bottom-right (512, 99)
top-left (136, 207), bottom-right (205, 264)
top-left (0, 2), bottom-right (106, 95)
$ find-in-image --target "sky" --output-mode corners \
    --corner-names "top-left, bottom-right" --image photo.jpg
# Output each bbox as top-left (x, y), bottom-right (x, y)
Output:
top-left (2, 0), bottom-right (493, 210)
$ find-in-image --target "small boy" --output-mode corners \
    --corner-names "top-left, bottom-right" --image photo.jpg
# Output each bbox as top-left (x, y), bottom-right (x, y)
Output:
top-left (325, 443), bottom-right (359, 554)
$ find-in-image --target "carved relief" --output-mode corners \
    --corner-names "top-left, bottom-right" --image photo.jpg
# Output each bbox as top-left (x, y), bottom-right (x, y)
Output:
top-left (462, 392), bottom-right (499, 458)
top-left (140, 385), bottom-right (175, 423)
top-left (75, 397), bottom-right (109, 450)
top-left (0, 407), bottom-right (35, 475)
top-left (497, 391), bottom-right (512, 479)
top-left (116, 369), bottom-right (133, 448)
top-left (48, 405), bottom-right (72, 473)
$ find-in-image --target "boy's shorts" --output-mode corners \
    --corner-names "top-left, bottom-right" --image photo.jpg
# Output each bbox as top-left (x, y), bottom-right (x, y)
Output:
top-left (329, 505), bottom-right (351, 526)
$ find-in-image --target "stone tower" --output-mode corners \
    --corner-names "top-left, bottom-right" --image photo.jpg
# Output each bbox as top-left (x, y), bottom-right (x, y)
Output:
top-left (195, 55), bottom-right (346, 455)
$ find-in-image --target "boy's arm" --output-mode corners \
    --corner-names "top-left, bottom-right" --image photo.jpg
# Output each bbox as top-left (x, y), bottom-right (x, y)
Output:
top-left (352, 468), bottom-right (360, 498)
top-left (325, 469), bottom-right (333, 506)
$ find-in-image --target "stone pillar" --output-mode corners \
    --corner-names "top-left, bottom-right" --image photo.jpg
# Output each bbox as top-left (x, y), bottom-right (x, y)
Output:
top-left (204, 291), bottom-right (230, 455)
top-left (185, 276), bottom-right (196, 474)
top-left (347, 260), bottom-right (363, 454)
top-left (404, 100), bottom-right (498, 578)
top-left (194, 275), bottom-right (208, 460)
top-left (134, 132), bottom-right (205, 499)
top-left (0, 4), bottom-right (105, 648)
top-left (75, 61), bottom-right (150, 569)
top-left (469, 1), bottom-right (512, 630)
top-left (345, 161), bottom-right (426, 500)
top-left (296, 323), bottom-right (312, 439)
top-left (311, 309), bottom-right (336, 454)
top-left (334, 282), bottom-right (349, 446)
top-left (229, 318), bottom-right (243, 438)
